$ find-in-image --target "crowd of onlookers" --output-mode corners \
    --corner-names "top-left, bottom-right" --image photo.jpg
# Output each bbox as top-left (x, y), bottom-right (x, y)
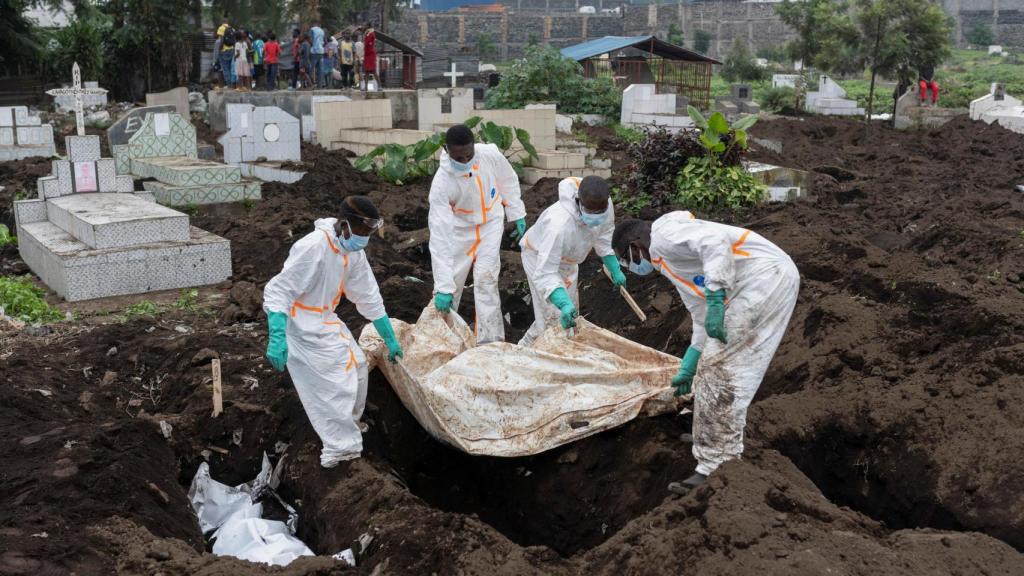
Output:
top-left (213, 15), bottom-right (384, 91)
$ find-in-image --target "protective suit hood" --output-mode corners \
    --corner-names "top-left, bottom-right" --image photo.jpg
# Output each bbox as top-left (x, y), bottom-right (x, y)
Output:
top-left (557, 179), bottom-right (612, 225)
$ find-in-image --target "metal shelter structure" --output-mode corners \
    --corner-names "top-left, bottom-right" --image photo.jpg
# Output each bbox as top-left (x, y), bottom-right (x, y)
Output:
top-left (561, 35), bottom-right (720, 108)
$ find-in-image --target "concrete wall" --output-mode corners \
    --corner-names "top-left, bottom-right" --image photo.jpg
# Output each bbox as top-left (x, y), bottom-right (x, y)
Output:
top-left (207, 89), bottom-right (417, 133)
top-left (943, 0), bottom-right (1024, 46)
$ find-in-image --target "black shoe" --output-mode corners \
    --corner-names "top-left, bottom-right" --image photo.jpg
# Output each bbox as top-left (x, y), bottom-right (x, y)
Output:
top-left (667, 472), bottom-right (707, 495)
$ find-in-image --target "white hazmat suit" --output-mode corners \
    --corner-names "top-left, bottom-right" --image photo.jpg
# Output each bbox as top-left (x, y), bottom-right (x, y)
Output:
top-left (649, 211), bottom-right (799, 475)
top-left (519, 177), bottom-right (615, 346)
top-left (428, 143), bottom-right (525, 344)
top-left (263, 218), bottom-right (387, 467)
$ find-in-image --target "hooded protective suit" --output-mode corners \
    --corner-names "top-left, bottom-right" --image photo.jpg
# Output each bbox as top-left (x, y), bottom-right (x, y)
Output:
top-left (649, 211), bottom-right (799, 475)
top-left (518, 177), bottom-right (615, 346)
top-left (263, 218), bottom-right (387, 467)
top-left (428, 142), bottom-right (525, 344)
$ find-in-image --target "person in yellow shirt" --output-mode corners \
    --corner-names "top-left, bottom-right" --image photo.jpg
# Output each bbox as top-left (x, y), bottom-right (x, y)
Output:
top-left (216, 15), bottom-right (236, 88)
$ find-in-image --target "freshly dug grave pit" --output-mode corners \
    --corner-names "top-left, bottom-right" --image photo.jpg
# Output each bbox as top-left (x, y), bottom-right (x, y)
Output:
top-left (2, 115), bottom-right (1024, 574)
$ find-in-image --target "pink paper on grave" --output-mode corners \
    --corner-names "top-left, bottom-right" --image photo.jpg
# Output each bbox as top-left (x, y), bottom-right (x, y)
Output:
top-left (74, 162), bottom-right (98, 192)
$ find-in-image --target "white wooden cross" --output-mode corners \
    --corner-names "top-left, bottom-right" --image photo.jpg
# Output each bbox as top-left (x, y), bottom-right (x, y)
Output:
top-left (45, 62), bottom-right (108, 137)
top-left (444, 62), bottom-right (464, 88)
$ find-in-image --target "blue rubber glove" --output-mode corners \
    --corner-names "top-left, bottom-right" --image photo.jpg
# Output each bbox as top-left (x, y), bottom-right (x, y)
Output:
top-left (672, 346), bottom-right (701, 396)
top-left (372, 315), bottom-right (403, 362)
top-left (266, 311), bottom-right (288, 372)
top-left (600, 254), bottom-right (626, 288)
top-left (548, 287), bottom-right (578, 329)
top-left (705, 288), bottom-right (727, 344)
top-left (510, 218), bottom-right (527, 242)
top-left (434, 292), bottom-right (453, 313)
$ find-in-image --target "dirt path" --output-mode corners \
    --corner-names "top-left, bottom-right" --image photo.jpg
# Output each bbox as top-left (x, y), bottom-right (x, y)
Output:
top-left (1, 116), bottom-right (1023, 575)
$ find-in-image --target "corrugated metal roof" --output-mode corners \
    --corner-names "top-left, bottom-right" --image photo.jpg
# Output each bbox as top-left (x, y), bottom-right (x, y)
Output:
top-left (560, 35), bottom-right (720, 64)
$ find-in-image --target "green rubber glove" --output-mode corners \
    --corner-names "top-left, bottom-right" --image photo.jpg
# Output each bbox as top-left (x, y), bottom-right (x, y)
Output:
top-left (266, 311), bottom-right (288, 372)
top-left (372, 315), bottom-right (404, 362)
top-left (548, 287), bottom-right (578, 329)
top-left (510, 218), bottom-right (527, 242)
top-left (705, 288), bottom-right (728, 344)
top-left (671, 346), bottom-right (701, 396)
top-left (434, 292), bottom-right (453, 313)
top-left (600, 254), bottom-right (626, 288)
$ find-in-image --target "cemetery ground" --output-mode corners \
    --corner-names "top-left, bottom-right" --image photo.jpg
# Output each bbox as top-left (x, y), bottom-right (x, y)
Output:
top-left (1, 114), bottom-right (1024, 575)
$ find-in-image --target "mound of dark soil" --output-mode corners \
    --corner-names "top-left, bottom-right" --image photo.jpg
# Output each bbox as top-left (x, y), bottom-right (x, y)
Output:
top-left (1, 115), bottom-right (1023, 575)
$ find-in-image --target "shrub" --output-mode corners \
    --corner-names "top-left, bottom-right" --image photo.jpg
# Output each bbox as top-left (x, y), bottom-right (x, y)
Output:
top-left (48, 15), bottom-right (109, 83)
top-left (485, 45), bottom-right (621, 117)
top-left (0, 224), bottom-right (16, 247)
top-left (722, 38), bottom-right (768, 83)
top-left (0, 275), bottom-right (63, 324)
top-left (694, 30), bottom-right (713, 55)
top-left (759, 86), bottom-right (797, 113)
top-left (612, 123), bottom-right (645, 144)
top-left (624, 128), bottom-right (704, 208)
top-left (676, 107), bottom-right (765, 212)
top-left (966, 23), bottom-right (994, 47)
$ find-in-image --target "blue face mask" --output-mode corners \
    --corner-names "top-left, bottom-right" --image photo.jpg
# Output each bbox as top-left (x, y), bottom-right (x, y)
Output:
top-left (580, 211), bottom-right (606, 228)
top-left (340, 233), bottom-right (369, 252)
top-left (627, 249), bottom-right (655, 276)
top-left (449, 157), bottom-right (474, 174)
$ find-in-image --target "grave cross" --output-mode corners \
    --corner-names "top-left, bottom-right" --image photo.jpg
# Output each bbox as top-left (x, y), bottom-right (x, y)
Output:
top-left (444, 62), bottom-right (465, 88)
top-left (45, 62), bottom-right (108, 137)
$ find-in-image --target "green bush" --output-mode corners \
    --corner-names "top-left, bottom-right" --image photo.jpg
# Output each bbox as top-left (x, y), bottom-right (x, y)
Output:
top-left (485, 45), bottom-right (621, 117)
top-left (47, 16), bottom-right (109, 83)
top-left (356, 117), bottom-right (539, 184)
top-left (694, 30), bottom-right (713, 55)
top-left (676, 107), bottom-right (765, 212)
top-left (965, 23), bottom-right (994, 47)
top-left (722, 38), bottom-right (768, 83)
top-left (612, 123), bottom-right (645, 144)
top-left (0, 224), bottom-right (16, 247)
top-left (759, 86), bottom-right (797, 113)
top-left (0, 276), bottom-right (63, 324)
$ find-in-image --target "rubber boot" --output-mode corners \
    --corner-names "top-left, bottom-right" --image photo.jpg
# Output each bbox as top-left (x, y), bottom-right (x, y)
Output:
top-left (667, 472), bottom-right (707, 495)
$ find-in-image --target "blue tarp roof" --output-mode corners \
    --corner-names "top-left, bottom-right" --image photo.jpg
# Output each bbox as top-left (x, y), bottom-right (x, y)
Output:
top-left (561, 35), bottom-right (720, 64)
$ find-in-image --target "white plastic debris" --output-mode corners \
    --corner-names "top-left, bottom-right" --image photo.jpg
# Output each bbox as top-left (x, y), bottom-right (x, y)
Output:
top-left (332, 549), bottom-right (356, 566)
top-left (188, 453), bottom-right (313, 567)
top-left (159, 421), bottom-right (173, 439)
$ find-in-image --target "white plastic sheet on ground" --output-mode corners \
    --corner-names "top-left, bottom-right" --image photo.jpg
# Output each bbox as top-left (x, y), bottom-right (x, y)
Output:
top-left (188, 454), bottom-right (314, 566)
top-left (359, 307), bottom-right (681, 456)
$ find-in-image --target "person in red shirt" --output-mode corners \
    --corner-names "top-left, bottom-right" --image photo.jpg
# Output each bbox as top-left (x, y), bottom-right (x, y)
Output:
top-left (362, 22), bottom-right (378, 91)
top-left (264, 32), bottom-right (281, 90)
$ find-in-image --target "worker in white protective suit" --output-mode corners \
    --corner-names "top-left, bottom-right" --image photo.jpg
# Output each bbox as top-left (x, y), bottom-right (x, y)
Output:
top-left (428, 124), bottom-right (526, 344)
top-left (518, 175), bottom-right (626, 346)
top-left (612, 212), bottom-right (800, 491)
top-left (263, 196), bottom-right (404, 468)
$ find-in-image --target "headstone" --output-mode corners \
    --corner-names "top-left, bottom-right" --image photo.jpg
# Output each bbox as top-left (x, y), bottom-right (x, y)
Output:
top-left (219, 104), bottom-right (303, 183)
top-left (418, 88), bottom-right (474, 133)
top-left (145, 87), bottom-right (190, 117)
top-left (772, 74), bottom-right (800, 89)
top-left (444, 62), bottom-right (465, 88)
top-left (14, 65), bottom-right (231, 302)
top-left (893, 87), bottom-right (963, 130)
top-left (106, 105), bottom-right (176, 151)
top-left (53, 80), bottom-right (108, 112)
top-left (731, 84), bottom-right (752, 101)
top-left (620, 84), bottom-right (693, 134)
top-left (114, 112), bottom-right (261, 205)
top-left (714, 84), bottom-right (761, 119)
top-left (804, 75), bottom-right (865, 117)
top-left (45, 63), bottom-right (108, 136)
top-left (0, 106), bottom-right (56, 161)
top-left (988, 45), bottom-right (1004, 55)
top-left (969, 83), bottom-right (1024, 134)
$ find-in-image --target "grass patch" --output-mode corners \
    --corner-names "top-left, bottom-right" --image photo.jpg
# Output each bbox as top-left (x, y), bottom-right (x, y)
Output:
top-left (124, 300), bottom-right (160, 318)
top-left (0, 275), bottom-right (64, 324)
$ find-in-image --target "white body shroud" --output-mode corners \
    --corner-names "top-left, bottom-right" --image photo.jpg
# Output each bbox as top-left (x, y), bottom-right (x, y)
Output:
top-left (650, 211), bottom-right (800, 475)
top-left (360, 307), bottom-right (680, 456)
top-left (263, 218), bottom-right (387, 467)
top-left (518, 177), bottom-right (615, 346)
top-left (428, 143), bottom-right (526, 343)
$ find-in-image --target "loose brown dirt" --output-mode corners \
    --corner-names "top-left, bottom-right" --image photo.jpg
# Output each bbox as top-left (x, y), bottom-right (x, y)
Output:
top-left (1, 115), bottom-right (1023, 575)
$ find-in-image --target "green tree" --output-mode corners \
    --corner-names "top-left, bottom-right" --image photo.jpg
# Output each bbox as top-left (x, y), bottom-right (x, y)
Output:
top-left (776, 0), bottom-right (847, 67)
top-left (694, 29), bottom-right (712, 55)
top-left (100, 0), bottom-right (197, 97)
top-left (477, 31), bottom-right (496, 59)
top-left (0, 0), bottom-right (42, 75)
top-left (50, 15), bottom-right (110, 82)
top-left (965, 22), bottom-right (994, 47)
top-left (721, 38), bottom-right (767, 82)
top-left (668, 23), bottom-right (684, 46)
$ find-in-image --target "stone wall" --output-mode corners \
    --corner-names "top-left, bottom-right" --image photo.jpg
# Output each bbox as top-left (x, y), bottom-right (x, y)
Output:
top-left (390, 1), bottom-right (797, 61)
top-left (943, 0), bottom-right (1024, 47)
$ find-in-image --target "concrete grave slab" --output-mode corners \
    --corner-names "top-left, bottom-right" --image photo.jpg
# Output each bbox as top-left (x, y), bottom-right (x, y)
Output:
top-left (0, 106), bottom-right (56, 161)
top-left (418, 88), bottom-right (476, 132)
top-left (106, 105), bottom-right (176, 150)
top-left (145, 87), bottom-right (190, 117)
top-left (45, 192), bottom-right (189, 249)
top-left (805, 75), bottom-right (865, 117)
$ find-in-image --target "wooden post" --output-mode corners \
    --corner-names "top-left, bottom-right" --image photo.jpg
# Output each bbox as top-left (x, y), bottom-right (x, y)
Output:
top-left (211, 359), bottom-right (223, 417)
